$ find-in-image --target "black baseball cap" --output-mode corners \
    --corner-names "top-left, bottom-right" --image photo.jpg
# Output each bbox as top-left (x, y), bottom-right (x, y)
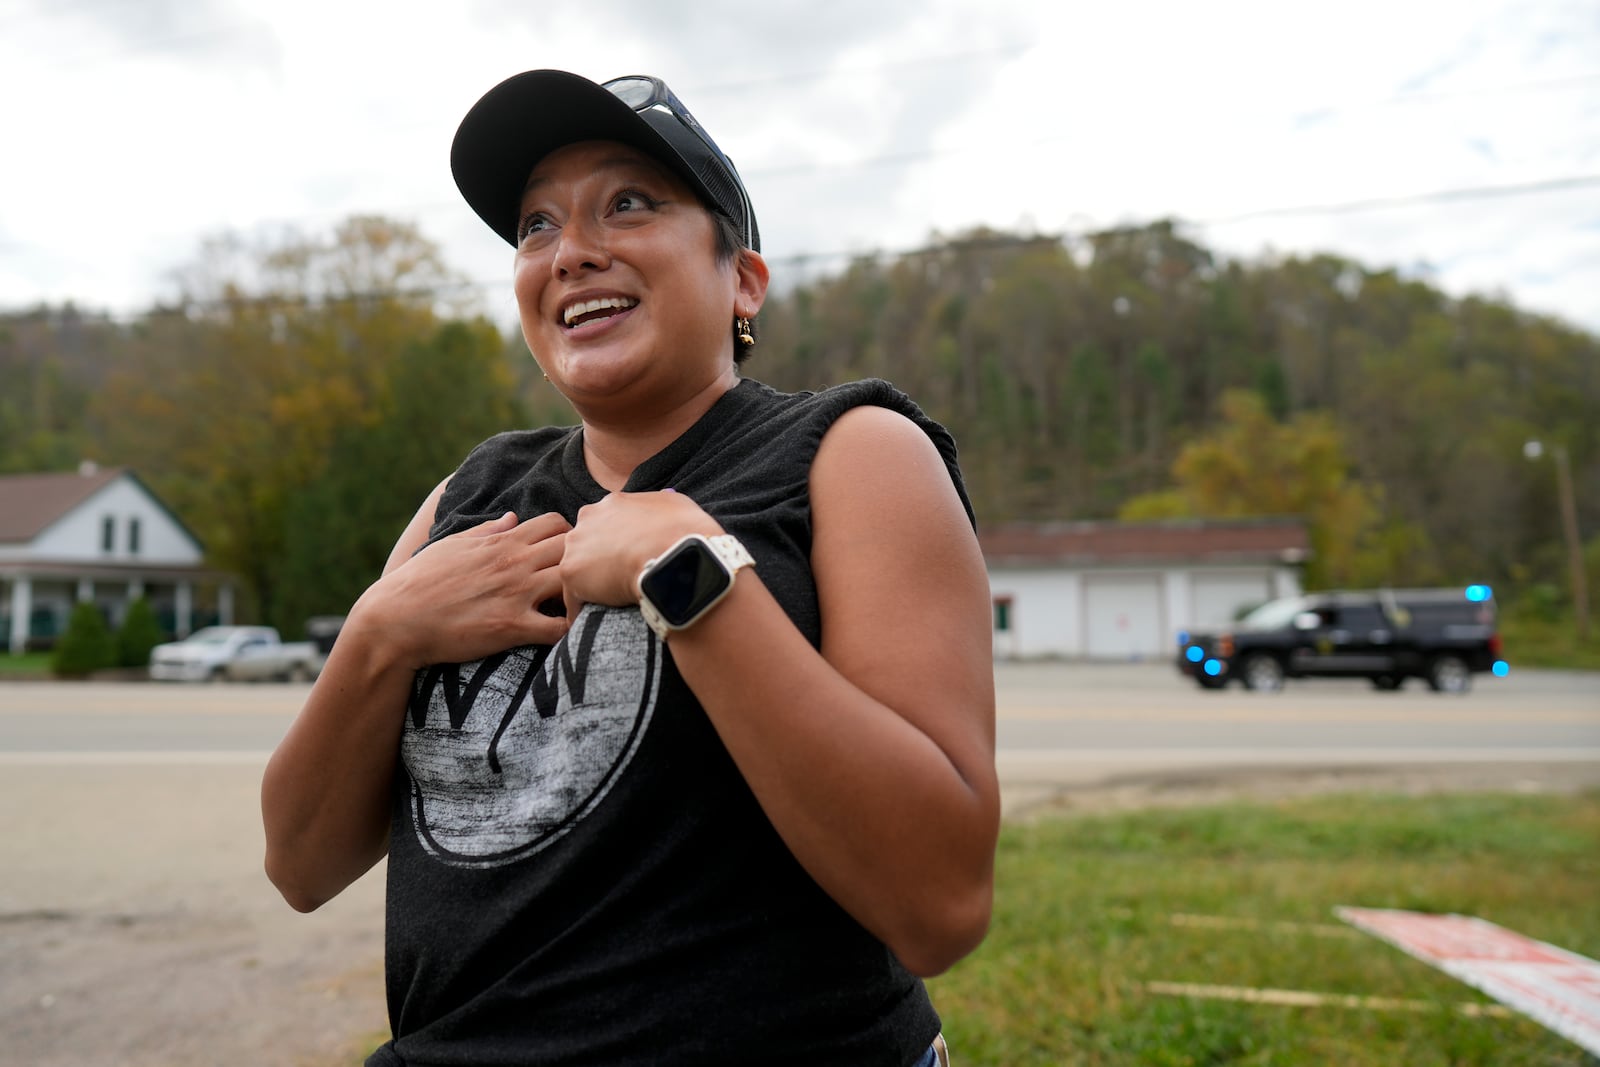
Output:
top-left (451, 70), bottom-right (760, 252)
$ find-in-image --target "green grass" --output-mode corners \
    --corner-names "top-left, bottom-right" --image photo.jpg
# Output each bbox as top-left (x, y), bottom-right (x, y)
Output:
top-left (1500, 613), bottom-right (1600, 671)
top-left (344, 793), bottom-right (1598, 1065)
top-left (927, 791), bottom-right (1600, 1065)
top-left (0, 652), bottom-right (51, 676)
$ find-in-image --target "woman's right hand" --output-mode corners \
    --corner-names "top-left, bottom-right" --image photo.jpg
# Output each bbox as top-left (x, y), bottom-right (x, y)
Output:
top-left (355, 509), bottom-right (573, 669)
top-left (265, 489), bottom-right (575, 912)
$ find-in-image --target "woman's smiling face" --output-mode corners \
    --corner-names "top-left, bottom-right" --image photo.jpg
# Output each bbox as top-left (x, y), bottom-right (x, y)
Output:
top-left (512, 140), bottom-right (759, 410)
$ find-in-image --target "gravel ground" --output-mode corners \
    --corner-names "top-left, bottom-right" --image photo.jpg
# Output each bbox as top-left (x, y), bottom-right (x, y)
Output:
top-left (0, 761), bottom-right (388, 1067)
top-left (4, 656), bottom-right (1597, 1067)
top-left (4, 759), bottom-right (1596, 1067)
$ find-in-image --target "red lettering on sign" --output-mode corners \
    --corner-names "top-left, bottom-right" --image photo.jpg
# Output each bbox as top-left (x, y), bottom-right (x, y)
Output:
top-left (1342, 910), bottom-right (1575, 965)
top-left (1338, 907), bottom-right (1600, 1057)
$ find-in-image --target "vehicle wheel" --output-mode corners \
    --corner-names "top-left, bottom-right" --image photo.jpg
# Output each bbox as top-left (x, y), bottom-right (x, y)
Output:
top-left (1371, 675), bottom-right (1403, 691)
top-left (207, 666), bottom-right (226, 683)
top-left (1426, 655), bottom-right (1471, 694)
top-left (288, 664), bottom-right (313, 683)
top-left (1240, 653), bottom-right (1285, 692)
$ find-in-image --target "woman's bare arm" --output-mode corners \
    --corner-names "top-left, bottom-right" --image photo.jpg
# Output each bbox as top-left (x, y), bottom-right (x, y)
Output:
top-left (261, 481), bottom-right (571, 912)
top-left (558, 407), bottom-right (998, 973)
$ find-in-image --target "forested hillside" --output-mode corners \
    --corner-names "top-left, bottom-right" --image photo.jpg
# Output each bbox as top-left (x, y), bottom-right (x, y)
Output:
top-left (752, 221), bottom-right (1598, 596)
top-left (2, 217), bottom-right (1595, 635)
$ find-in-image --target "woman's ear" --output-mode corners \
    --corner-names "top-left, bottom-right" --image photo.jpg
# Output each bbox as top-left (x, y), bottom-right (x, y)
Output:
top-left (733, 249), bottom-right (770, 319)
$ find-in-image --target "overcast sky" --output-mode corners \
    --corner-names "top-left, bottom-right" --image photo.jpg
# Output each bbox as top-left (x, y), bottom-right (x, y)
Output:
top-left (2, 0), bottom-right (1597, 335)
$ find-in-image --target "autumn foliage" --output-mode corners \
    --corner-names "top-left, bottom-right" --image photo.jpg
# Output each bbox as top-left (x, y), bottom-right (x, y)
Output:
top-left (2, 217), bottom-right (1596, 628)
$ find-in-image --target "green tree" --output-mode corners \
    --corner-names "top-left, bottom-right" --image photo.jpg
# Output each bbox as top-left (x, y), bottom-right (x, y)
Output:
top-left (0, 310), bottom-right (99, 473)
top-left (116, 597), bottom-right (166, 669)
top-left (1118, 389), bottom-right (1387, 588)
top-left (273, 318), bottom-right (527, 633)
top-left (19, 215), bottom-right (1584, 636)
top-left (52, 602), bottom-right (115, 677)
top-left (95, 216), bottom-right (469, 625)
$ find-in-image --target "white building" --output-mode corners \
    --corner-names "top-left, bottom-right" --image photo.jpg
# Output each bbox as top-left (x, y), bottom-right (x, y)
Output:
top-left (982, 518), bottom-right (1308, 660)
top-left (0, 466), bottom-right (234, 654)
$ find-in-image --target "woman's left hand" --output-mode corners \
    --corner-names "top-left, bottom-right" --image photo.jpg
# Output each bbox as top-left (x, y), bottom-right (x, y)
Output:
top-left (560, 489), bottom-right (724, 619)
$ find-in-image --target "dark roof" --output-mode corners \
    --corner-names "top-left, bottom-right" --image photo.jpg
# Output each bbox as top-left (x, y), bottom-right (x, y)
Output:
top-left (0, 467), bottom-right (128, 543)
top-left (980, 517), bottom-right (1310, 566)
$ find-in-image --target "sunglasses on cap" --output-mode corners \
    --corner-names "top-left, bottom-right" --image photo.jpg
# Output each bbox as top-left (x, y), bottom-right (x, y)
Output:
top-left (602, 75), bottom-right (758, 251)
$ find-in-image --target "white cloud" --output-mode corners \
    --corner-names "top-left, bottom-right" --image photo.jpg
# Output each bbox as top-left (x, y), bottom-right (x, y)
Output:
top-left (0, 0), bottom-right (1596, 334)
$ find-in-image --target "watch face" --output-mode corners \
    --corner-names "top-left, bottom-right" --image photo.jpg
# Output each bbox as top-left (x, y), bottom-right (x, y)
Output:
top-left (639, 538), bottom-right (730, 627)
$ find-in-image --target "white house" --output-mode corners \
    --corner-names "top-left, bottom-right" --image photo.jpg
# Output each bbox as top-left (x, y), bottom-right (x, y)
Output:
top-left (0, 466), bottom-right (234, 654)
top-left (982, 517), bottom-right (1308, 660)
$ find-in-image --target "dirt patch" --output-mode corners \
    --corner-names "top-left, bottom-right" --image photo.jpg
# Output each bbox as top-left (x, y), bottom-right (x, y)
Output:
top-left (0, 760), bottom-right (389, 1067)
top-left (0, 905), bottom-right (385, 1067)
top-left (6, 760), bottom-right (1595, 1067)
top-left (1002, 760), bottom-right (1600, 821)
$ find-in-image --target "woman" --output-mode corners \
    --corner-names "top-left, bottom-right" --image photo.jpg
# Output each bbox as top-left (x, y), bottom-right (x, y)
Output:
top-left (261, 69), bottom-right (998, 1067)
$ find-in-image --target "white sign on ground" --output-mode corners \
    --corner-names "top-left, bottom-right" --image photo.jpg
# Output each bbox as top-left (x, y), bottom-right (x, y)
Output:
top-left (1337, 906), bottom-right (1600, 1057)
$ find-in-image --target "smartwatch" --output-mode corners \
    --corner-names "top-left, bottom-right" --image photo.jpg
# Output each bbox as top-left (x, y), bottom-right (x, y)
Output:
top-left (637, 533), bottom-right (755, 642)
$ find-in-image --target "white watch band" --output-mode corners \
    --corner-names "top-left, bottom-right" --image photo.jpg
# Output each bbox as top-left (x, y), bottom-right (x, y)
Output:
top-left (638, 533), bottom-right (755, 641)
top-left (705, 533), bottom-right (755, 574)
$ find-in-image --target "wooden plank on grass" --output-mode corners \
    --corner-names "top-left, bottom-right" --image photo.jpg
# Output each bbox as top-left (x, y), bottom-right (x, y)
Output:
top-left (1145, 980), bottom-right (1510, 1017)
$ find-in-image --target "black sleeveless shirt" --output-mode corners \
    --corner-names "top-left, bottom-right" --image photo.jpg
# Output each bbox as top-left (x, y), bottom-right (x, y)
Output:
top-left (367, 378), bottom-right (975, 1067)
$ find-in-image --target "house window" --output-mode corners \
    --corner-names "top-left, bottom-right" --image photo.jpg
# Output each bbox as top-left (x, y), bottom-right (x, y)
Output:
top-left (993, 596), bottom-right (1013, 633)
top-left (101, 516), bottom-right (115, 553)
top-left (129, 517), bottom-right (142, 555)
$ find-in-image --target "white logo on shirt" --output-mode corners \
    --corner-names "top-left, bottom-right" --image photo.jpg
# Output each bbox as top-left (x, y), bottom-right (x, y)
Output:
top-left (401, 606), bottom-right (659, 867)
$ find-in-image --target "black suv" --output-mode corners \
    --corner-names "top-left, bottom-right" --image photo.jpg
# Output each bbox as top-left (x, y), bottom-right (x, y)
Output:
top-left (1176, 588), bottom-right (1504, 693)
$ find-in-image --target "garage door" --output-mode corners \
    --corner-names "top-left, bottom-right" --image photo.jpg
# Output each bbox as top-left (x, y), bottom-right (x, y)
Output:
top-left (1084, 573), bottom-right (1164, 659)
top-left (1190, 572), bottom-right (1275, 632)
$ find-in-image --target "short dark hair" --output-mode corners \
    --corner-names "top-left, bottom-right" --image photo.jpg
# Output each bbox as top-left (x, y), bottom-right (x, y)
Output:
top-left (709, 209), bottom-right (758, 363)
top-left (710, 209), bottom-right (742, 264)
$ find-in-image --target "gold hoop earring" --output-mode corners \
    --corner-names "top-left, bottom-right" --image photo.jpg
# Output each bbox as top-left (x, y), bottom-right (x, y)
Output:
top-left (736, 317), bottom-right (755, 347)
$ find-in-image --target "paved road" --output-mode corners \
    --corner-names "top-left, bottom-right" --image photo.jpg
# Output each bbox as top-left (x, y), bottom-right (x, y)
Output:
top-left (2, 662), bottom-right (1594, 772)
top-left (0, 665), bottom-right (1595, 1067)
top-left (988, 661), bottom-right (1600, 785)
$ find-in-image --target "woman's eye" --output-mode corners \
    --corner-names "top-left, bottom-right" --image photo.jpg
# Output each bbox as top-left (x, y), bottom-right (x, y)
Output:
top-left (517, 213), bottom-right (553, 242)
top-left (612, 190), bottom-right (658, 214)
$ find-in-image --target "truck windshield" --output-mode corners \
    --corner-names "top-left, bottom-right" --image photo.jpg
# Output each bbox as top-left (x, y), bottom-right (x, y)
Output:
top-left (1237, 598), bottom-right (1312, 631)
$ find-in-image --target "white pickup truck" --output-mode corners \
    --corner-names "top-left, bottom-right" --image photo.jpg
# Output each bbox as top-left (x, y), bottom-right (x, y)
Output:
top-left (148, 625), bottom-right (325, 682)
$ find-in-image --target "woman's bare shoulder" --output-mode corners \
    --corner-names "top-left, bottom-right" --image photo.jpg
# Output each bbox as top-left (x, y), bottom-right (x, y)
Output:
top-left (383, 476), bottom-right (451, 574)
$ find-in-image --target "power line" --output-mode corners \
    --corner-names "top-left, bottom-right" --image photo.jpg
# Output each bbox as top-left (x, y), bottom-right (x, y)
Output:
top-left (5, 171), bottom-right (1596, 317)
top-left (741, 82), bottom-right (1600, 182)
top-left (396, 171), bottom-right (1600, 294)
top-left (1190, 173), bottom-right (1600, 227)
top-left (748, 173), bottom-right (1600, 271)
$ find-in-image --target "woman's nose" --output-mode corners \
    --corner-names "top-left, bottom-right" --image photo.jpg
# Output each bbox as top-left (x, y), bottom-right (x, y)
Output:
top-left (552, 215), bottom-right (611, 277)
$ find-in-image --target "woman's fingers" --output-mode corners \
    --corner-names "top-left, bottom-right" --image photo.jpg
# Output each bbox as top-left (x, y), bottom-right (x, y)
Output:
top-left (563, 490), bottom-right (721, 609)
top-left (383, 510), bottom-right (576, 663)
top-left (461, 510), bottom-right (520, 537)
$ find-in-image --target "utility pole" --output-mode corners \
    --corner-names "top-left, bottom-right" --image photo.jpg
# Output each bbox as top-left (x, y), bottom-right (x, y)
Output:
top-left (1525, 441), bottom-right (1590, 643)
